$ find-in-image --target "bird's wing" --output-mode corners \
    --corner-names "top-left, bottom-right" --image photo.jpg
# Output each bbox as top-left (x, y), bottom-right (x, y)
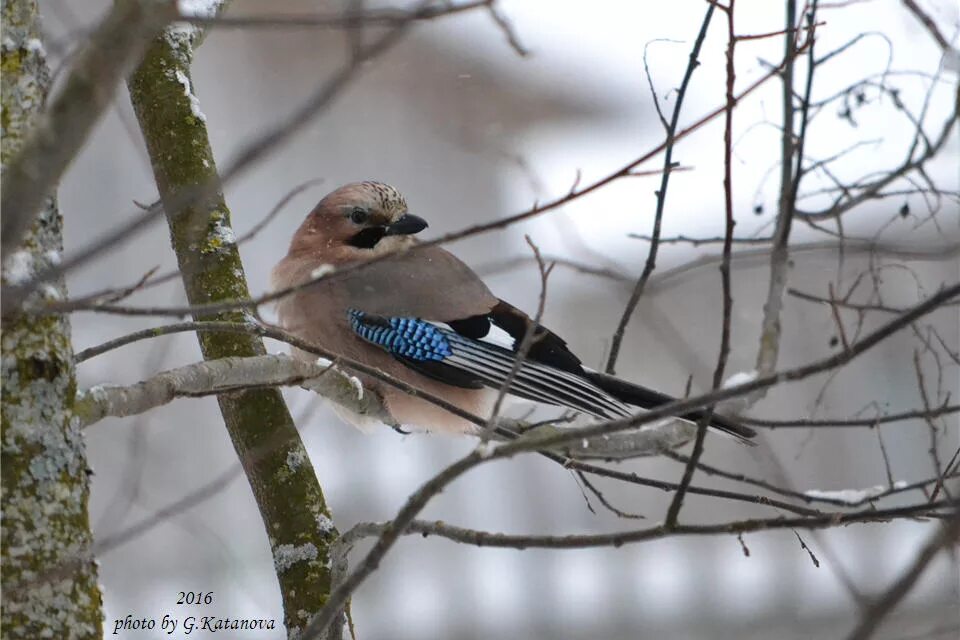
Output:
top-left (340, 247), bottom-right (755, 441)
top-left (335, 245), bottom-right (500, 320)
top-left (347, 307), bottom-right (634, 420)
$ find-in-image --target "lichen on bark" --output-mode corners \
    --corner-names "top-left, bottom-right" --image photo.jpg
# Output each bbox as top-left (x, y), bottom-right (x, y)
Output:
top-left (127, 18), bottom-right (342, 640)
top-left (1, 1), bottom-right (102, 638)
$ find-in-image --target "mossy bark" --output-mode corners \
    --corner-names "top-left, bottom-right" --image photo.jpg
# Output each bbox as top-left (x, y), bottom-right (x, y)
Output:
top-left (127, 24), bottom-right (341, 640)
top-left (1, 1), bottom-right (103, 638)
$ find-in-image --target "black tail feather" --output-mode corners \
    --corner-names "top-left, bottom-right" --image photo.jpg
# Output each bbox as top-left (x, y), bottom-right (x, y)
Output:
top-left (582, 371), bottom-right (757, 443)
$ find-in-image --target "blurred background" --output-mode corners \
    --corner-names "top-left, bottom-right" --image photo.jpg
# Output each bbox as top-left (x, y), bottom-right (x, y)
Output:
top-left (38, 0), bottom-right (958, 638)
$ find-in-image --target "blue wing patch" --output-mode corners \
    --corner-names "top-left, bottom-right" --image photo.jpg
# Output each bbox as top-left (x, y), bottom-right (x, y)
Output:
top-left (348, 309), bottom-right (452, 362)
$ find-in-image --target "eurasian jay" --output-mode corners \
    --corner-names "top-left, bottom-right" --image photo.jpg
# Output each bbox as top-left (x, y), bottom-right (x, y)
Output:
top-left (271, 181), bottom-right (755, 442)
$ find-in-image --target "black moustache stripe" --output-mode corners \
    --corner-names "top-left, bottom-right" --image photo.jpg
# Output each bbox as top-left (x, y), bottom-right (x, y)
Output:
top-left (348, 226), bottom-right (386, 249)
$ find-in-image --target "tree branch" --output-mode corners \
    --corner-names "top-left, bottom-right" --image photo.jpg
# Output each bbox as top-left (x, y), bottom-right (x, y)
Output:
top-left (0, 0), bottom-right (176, 258)
top-left (665, 0), bottom-right (738, 528)
top-left (846, 514), bottom-right (960, 640)
top-left (605, 3), bottom-right (716, 374)
top-left (337, 501), bottom-right (954, 554)
top-left (76, 347), bottom-right (697, 461)
top-left (23, 42), bottom-right (804, 321)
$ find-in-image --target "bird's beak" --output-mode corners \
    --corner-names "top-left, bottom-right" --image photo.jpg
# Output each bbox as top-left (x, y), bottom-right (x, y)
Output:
top-left (384, 213), bottom-right (428, 236)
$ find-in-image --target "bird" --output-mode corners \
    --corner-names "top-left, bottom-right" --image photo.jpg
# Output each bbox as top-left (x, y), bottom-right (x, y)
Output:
top-left (271, 181), bottom-right (755, 443)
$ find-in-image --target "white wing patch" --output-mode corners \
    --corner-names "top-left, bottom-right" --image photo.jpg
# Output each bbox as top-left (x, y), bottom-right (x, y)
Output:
top-left (417, 321), bottom-right (634, 420)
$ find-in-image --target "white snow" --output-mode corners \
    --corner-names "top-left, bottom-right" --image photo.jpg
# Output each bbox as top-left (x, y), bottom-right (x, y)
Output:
top-left (168, 0), bottom-right (223, 51)
top-left (165, 22), bottom-right (200, 51)
top-left (25, 38), bottom-right (45, 56)
top-left (174, 69), bottom-right (206, 123)
top-left (41, 284), bottom-right (62, 301)
top-left (177, 0), bottom-right (222, 17)
top-left (315, 513), bottom-right (335, 534)
top-left (803, 485), bottom-right (886, 504)
top-left (208, 219), bottom-right (235, 245)
top-left (3, 251), bottom-right (34, 285)
top-left (285, 448), bottom-right (307, 472)
top-left (310, 264), bottom-right (335, 279)
top-left (723, 370), bottom-right (758, 388)
top-left (346, 374), bottom-right (364, 400)
top-left (475, 442), bottom-right (495, 459)
top-left (273, 542), bottom-right (318, 573)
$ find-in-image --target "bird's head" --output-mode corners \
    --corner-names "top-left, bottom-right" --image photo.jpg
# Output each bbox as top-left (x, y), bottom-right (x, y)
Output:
top-left (290, 181), bottom-right (428, 255)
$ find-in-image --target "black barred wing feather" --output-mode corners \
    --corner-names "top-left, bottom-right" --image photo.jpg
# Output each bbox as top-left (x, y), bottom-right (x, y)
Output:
top-left (347, 306), bottom-right (756, 442)
top-left (347, 309), bottom-right (632, 420)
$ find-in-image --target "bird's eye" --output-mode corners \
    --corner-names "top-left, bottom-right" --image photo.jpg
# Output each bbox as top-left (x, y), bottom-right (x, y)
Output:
top-left (350, 207), bottom-right (369, 224)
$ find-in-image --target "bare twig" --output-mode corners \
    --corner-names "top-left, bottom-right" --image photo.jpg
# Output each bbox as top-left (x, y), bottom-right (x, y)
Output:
top-left (663, 448), bottom-right (956, 507)
top-left (483, 237), bottom-right (553, 437)
top-left (129, 281), bottom-right (956, 639)
top-left (789, 285), bottom-right (960, 314)
top-left (740, 403), bottom-right (960, 428)
top-left (492, 282), bottom-right (960, 453)
top-left (754, 0), bottom-right (817, 381)
top-left (316, 499), bottom-right (954, 640)
top-left (605, 2), bottom-right (716, 374)
top-left (913, 350), bottom-right (951, 499)
top-left (336, 501), bottom-right (951, 553)
top-left (25, 45), bottom-right (805, 321)
top-left (899, 0), bottom-right (952, 52)
top-left (186, 1), bottom-right (494, 29)
top-left (846, 515), bottom-right (960, 640)
top-left (1, 0), bottom-right (466, 315)
top-left (0, 0), bottom-right (176, 258)
top-left (664, 0), bottom-right (738, 528)
top-left (575, 472), bottom-right (646, 520)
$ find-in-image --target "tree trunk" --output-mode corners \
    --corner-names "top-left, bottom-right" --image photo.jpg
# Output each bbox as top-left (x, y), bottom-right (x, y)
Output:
top-left (127, 21), bottom-right (342, 639)
top-left (1, 1), bottom-right (103, 637)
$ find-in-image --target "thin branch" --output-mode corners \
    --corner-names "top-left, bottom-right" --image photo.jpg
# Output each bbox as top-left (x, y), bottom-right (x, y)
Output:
top-left (899, 0), bottom-right (952, 52)
top-left (186, 1), bottom-right (494, 29)
top-left (336, 501), bottom-right (953, 553)
top-left (797, 85), bottom-right (958, 221)
top-left (629, 233), bottom-right (773, 245)
top-left (483, 237), bottom-right (552, 437)
top-left (77, 322), bottom-right (700, 462)
top-left (741, 403), bottom-right (960, 428)
top-left (662, 448), bottom-right (957, 508)
top-left (914, 350), bottom-right (950, 499)
top-left (25, 43), bottom-right (806, 320)
top-left (664, 0), bottom-right (737, 528)
top-left (0, 0), bottom-right (176, 257)
top-left (1, 0), bottom-right (453, 316)
top-left (90, 280), bottom-right (959, 460)
top-left (74, 316), bottom-right (863, 522)
top-left (487, 282), bottom-right (960, 454)
top-left (846, 515), bottom-right (960, 640)
top-left (575, 472), bottom-right (646, 520)
top-left (789, 285), bottom-right (960, 314)
top-left (605, 2), bottom-right (716, 374)
top-left (754, 0), bottom-right (815, 381)
top-left (290, 283), bottom-right (957, 637)
top-left (42, 178), bottom-right (330, 315)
